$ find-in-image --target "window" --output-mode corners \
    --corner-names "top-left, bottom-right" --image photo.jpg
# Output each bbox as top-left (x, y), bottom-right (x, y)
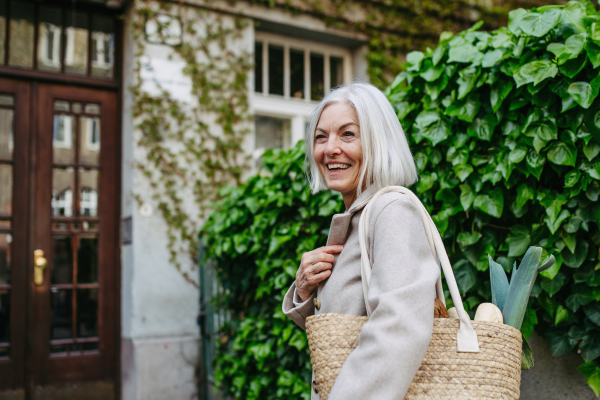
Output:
top-left (252, 33), bottom-right (353, 167)
top-left (254, 32), bottom-right (350, 102)
top-left (0, 0), bottom-right (116, 79)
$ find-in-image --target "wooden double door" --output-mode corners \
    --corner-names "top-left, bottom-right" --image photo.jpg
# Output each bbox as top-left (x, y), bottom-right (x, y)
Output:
top-left (0, 78), bottom-right (120, 398)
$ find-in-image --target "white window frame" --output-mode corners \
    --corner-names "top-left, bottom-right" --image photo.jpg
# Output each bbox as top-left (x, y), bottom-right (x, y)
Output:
top-left (39, 22), bottom-right (61, 68)
top-left (253, 32), bottom-right (353, 150)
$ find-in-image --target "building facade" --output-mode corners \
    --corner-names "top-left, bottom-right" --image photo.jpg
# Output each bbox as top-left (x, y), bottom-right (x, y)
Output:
top-left (0, 0), bottom-right (368, 398)
top-left (0, 1), bottom-right (595, 400)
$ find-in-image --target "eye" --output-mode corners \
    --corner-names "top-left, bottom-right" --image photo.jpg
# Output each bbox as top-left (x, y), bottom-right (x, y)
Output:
top-left (315, 133), bottom-right (327, 142)
top-left (343, 131), bottom-right (355, 137)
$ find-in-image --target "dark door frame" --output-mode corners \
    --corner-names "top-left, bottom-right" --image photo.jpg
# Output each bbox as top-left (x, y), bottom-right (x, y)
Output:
top-left (0, 12), bottom-right (123, 400)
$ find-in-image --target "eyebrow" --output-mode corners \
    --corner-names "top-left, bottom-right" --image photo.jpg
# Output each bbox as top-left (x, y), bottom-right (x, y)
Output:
top-left (315, 121), bottom-right (359, 133)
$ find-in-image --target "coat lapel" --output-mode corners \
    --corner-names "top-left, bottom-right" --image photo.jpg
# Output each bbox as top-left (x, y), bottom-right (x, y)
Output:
top-left (325, 185), bottom-right (378, 246)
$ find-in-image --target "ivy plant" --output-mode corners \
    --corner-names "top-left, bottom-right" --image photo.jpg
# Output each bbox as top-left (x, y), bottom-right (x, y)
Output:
top-left (384, 1), bottom-right (600, 394)
top-left (202, 143), bottom-right (344, 400)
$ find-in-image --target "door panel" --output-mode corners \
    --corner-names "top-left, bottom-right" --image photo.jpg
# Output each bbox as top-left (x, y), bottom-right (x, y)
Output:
top-left (33, 84), bottom-right (118, 384)
top-left (0, 80), bottom-right (118, 398)
top-left (0, 78), bottom-right (30, 392)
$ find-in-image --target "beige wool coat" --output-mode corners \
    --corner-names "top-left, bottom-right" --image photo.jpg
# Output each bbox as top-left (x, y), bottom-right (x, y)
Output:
top-left (282, 185), bottom-right (441, 400)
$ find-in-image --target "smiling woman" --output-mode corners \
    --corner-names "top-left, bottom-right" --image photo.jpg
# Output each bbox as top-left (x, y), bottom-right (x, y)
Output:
top-left (282, 83), bottom-right (444, 400)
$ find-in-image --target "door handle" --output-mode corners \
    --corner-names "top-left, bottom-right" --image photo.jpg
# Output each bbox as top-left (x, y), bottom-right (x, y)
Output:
top-left (34, 249), bottom-right (47, 285)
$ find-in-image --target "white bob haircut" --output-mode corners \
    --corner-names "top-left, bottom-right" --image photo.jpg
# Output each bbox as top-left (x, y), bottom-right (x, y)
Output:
top-left (305, 82), bottom-right (418, 196)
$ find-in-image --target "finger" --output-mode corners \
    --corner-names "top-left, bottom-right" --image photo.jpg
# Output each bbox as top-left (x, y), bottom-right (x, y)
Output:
top-left (311, 262), bottom-right (333, 274)
top-left (311, 269), bottom-right (332, 285)
top-left (308, 252), bottom-right (335, 265)
top-left (319, 245), bottom-right (344, 254)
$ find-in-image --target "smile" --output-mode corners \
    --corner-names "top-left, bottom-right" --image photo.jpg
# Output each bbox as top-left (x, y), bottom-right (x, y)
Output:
top-left (327, 164), bottom-right (351, 170)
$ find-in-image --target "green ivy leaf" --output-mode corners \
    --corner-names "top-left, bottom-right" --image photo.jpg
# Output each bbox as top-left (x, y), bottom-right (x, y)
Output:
top-left (420, 60), bottom-right (445, 82)
top-left (457, 231), bottom-right (482, 247)
top-left (568, 74), bottom-right (600, 109)
top-left (545, 209), bottom-right (570, 234)
top-left (567, 288), bottom-right (596, 312)
top-left (585, 40), bottom-right (600, 69)
top-left (521, 307), bottom-right (538, 340)
top-left (457, 67), bottom-right (480, 99)
top-left (578, 362), bottom-right (600, 397)
top-left (509, 143), bottom-right (527, 164)
top-left (473, 187), bottom-right (504, 218)
top-left (547, 330), bottom-right (576, 356)
top-left (417, 172), bottom-right (438, 193)
top-left (519, 9), bottom-right (561, 37)
top-left (415, 111), bottom-right (451, 145)
top-left (584, 141), bottom-right (600, 161)
top-left (453, 259), bottom-right (477, 294)
top-left (481, 49), bottom-right (504, 68)
top-left (585, 303), bottom-right (600, 325)
top-left (581, 332), bottom-right (600, 362)
top-left (547, 141), bottom-right (578, 166)
top-left (406, 51), bottom-right (425, 72)
top-left (564, 170), bottom-right (581, 187)
top-left (559, 53), bottom-right (588, 79)
top-left (507, 224), bottom-right (531, 257)
top-left (514, 60), bottom-right (558, 87)
top-left (563, 239), bottom-right (589, 268)
top-left (555, 305), bottom-right (570, 325)
top-left (445, 94), bottom-right (481, 123)
top-left (508, 8), bottom-right (527, 35)
top-left (560, 2), bottom-right (587, 33)
top-left (490, 79), bottom-right (514, 113)
top-left (515, 184), bottom-right (534, 210)
top-left (468, 114), bottom-right (497, 142)
top-left (541, 272), bottom-right (566, 296)
top-left (453, 164), bottom-right (474, 182)
top-left (459, 184), bottom-right (475, 211)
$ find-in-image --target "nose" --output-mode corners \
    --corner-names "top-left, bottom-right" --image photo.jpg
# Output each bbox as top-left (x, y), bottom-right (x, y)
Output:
top-left (324, 135), bottom-right (341, 157)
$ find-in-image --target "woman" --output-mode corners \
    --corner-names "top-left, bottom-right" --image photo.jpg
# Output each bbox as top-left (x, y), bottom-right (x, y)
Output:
top-left (282, 83), bottom-right (441, 399)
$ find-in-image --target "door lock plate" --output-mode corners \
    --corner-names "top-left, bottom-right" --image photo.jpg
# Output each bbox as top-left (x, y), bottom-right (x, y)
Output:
top-left (34, 249), bottom-right (47, 285)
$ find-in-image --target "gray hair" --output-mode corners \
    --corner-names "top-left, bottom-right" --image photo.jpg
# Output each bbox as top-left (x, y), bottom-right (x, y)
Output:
top-left (305, 82), bottom-right (418, 196)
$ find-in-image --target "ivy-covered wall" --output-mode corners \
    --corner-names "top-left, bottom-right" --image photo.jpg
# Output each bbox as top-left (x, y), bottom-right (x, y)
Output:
top-left (234, 0), bottom-right (566, 86)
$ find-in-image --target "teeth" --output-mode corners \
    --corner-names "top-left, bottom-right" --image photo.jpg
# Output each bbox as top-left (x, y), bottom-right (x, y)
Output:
top-left (328, 164), bottom-right (350, 170)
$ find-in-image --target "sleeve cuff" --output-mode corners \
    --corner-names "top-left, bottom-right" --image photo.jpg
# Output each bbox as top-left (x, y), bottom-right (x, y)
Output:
top-left (293, 287), bottom-right (311, 307)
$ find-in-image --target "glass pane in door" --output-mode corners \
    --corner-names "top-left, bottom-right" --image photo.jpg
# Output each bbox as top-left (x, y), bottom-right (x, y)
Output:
top-left (0, 164), bottom-right (12, 215)
top-left (0, 106), bottom-right (14, 159)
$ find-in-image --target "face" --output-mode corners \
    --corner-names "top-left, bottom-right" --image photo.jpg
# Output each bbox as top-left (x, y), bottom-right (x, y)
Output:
top-left (314, 102), bottom-right (363, 203)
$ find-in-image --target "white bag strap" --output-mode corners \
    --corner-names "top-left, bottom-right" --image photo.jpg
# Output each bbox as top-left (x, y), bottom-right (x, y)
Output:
top-left (358, 186), bottom-right (480, 353)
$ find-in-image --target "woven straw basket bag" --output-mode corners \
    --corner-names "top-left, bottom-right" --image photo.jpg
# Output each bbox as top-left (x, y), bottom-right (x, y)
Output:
top-left (305, 186), bottom-right (522, 399)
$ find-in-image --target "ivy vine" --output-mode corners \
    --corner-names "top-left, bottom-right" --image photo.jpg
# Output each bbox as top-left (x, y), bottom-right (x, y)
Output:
top-left (131, 0), bottom-right (253, 286)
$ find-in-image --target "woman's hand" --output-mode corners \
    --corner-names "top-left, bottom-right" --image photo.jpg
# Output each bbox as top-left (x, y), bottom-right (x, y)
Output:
top-left (296, 245), bottom-right (343, 302)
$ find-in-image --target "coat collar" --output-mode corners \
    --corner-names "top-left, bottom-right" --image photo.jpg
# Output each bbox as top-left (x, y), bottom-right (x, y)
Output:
top-left (326, 185), bottom-right (378, 246)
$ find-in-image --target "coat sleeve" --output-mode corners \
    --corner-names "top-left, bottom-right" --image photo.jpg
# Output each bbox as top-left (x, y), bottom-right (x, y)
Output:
top-left (328, 194), bottom-right (440, 400)
top-left (282, 281), bottom-right (315, 331)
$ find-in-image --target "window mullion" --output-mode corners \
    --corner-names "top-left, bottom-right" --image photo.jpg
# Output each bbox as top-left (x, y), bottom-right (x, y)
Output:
top-left (343, 54), bottom-right (352, 85)
top-left (262, 40), bottom-right (268, 95)
top-left (324, 52), bottom-right (330, 95)
top-left (304, 48), bottom-right (310, 102)
top-left (283, 44), bottom-right (290, 99)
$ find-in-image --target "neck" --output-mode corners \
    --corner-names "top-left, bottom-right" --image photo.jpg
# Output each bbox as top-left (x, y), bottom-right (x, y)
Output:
top-left (342, 190), bottom-right (358, 211)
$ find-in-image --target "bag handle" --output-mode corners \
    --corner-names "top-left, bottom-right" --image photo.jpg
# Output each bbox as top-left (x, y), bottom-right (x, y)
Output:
top-left (358, 186), bottom-right (480, 353)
